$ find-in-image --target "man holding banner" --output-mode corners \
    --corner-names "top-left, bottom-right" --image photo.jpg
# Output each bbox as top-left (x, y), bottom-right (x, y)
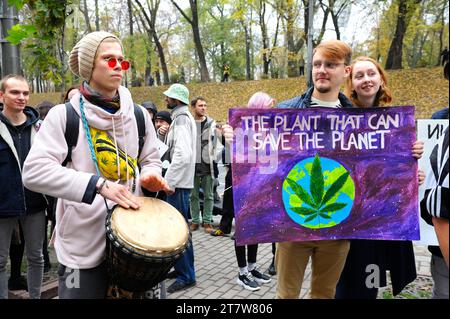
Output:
top-left (275, 40), bottom-right (354, 299)
top-left (228, 40), bottom-right (420, 299)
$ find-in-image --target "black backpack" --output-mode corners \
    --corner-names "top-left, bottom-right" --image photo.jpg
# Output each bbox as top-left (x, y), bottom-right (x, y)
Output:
top-left (61, 102), bottom-right (146, 166)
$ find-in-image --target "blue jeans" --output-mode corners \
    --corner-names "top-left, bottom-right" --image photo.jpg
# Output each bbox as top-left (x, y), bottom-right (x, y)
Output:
top-left (166, 189), bottom-right (196, 284)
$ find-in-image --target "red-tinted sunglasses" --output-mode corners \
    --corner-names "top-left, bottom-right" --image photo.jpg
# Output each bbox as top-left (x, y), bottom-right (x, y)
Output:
top-left (106, 57), bottom-right (130, 71)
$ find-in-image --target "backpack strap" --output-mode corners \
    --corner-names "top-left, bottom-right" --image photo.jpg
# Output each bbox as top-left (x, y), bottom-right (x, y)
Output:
top-left (62, 102), bottom-right (79, 167)
top-left (62, 102), bottom-right (145, 166)
top-left (133, 103), bottom-right (146, 158)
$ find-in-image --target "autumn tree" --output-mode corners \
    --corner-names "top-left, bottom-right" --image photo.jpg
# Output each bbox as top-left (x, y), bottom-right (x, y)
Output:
top-left (232, 0), bottom-right (254, 80)
top-left (134, 0), bottom-right (170, 84)
top-left (171, 0), bottom-right (211, 82)
top-left (385, 0), bottom-right (422, 69)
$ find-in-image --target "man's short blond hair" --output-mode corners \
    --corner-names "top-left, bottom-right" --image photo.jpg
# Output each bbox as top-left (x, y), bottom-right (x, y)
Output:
top-left (0, 74), bottom-right (28, 92)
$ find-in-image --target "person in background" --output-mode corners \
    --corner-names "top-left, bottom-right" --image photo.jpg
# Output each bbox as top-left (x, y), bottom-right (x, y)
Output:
top-left (440, 47), bottom-right (449, 66)
top-left (189, 96), bottom-right (219, 234)
top-left (36, 101), bottom-right (55, 121)
top-left (299, 57), bottom-right (305, 76)
top-left (420, 61), bottom-right (449, 299)
top-left (142, 101), bottom-right (158, 125)
top-left (155, 110), bottom-right (172, 142)
top-left (0, 75), bottom-right (47, 299)
top-left (233, 92), bottom-right (274, 291)
top-left (335, 56), bottom-right (424, 299)
top-left (162, 84), bottom-right (197, 294)
top-left (222, 64), bottom-right (230, 82)
top-left (63, 85), bottom-right (80, 103)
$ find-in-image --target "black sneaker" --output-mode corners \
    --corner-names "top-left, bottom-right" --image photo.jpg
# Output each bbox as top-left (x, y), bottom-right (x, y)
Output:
top-left (236, 273), bottom-right (260, 291)
top-left (167, 280), bottom-right (196, 293)
top-left (44, 262), bottom-right (52, 273)
top-left (250, 268), bottom-right (272, 284)
top-left (8, 276), bottom-right (28, 291)
top-left (166, 270), bottom-right (177, 279)
top-left (267, 260), bottom-right (276, 276)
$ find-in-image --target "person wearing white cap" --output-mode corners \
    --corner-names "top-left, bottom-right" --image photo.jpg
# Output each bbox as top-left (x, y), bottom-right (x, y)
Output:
top-left (22, 31), bottom-right (170, 298)
top-left (162, 83), bottom-right (197, 293)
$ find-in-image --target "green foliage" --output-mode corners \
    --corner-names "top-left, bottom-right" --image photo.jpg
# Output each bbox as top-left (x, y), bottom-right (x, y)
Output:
top-left (5, 0), bottom-right (72, 85)
top-left (362, 0), bottom-right (448, 68)
top-left (7, 0), bottom-right (24, 10)
top-left (288, 154), bottom-right (350, 225)
top-left (5, 24), bottom-right (36, 45)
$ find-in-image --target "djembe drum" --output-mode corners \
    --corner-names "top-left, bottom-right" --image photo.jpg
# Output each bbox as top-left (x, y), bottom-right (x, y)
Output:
top-left (105, 197), bottom-right (189, 297)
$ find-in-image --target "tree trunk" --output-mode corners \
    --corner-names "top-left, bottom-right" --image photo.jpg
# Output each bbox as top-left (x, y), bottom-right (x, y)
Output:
top-left (385, 0), bottom-right (421, 70)
top-left (95, 0), bottom-right (100, 31)
top-left (144, 39), bottom-right (153, 86)
top-left (192, 1), bottom-right (210, 82)
top-left (153, 35), bottom-right (170, 84)
top-left (127, 0), bottom-right (137, 86)
top-left (155, 54), bottom-right (162, 86)
top-left (192, 24), bottom-right (210, 81)
top-left (258, 1), bottom-right (270, 75)
top-left (171, 0), bottom-right (210, 82)
top-left (58, 18), bottom-right (66, 101)
top-left (81, 0), bottom-right (92, 33)
top-left (285, 1), bottom-right (303, 78)
top-left (244, 24), bottom-right (251, 80)
top-left (134, 0), bottom-right (170, 84)
top-left (436, 1), bottom-right (447, 66)
top-left (330, 11), bottom-right (340, 40)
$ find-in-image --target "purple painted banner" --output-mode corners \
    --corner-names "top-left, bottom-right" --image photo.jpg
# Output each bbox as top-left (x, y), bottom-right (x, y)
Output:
top-left (229, 106), bottom-right (419, 245)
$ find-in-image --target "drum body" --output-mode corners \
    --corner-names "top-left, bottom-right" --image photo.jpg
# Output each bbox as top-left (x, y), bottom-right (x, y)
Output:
top-left (106, 197), bottom-right (189, 292)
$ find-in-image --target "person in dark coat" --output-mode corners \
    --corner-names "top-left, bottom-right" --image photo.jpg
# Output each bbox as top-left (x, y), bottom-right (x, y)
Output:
top-left (420, 62), bottom-right (449, 299)
top-left (0, 75), bottom-right (48, 299)
top-left (335, 56), bottom-right (424, 298)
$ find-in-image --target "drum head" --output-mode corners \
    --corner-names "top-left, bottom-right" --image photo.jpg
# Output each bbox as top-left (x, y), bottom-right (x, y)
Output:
top-left (111, 197), bottom-right (189, 255)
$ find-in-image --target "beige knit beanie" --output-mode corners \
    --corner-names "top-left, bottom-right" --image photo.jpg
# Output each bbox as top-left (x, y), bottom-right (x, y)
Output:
top-left (69, 31), bottom-right (121, 82)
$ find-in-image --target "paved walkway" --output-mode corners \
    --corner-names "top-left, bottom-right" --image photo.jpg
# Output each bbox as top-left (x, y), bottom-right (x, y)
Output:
top-left (165, 214), bottom-right (433, 299)
top-left (9, 213), bottom-right (433, 299)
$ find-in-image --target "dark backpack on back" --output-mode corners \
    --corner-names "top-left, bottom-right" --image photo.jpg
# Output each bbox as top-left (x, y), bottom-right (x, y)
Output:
top-left (62, 102), bottom-right (146, 166)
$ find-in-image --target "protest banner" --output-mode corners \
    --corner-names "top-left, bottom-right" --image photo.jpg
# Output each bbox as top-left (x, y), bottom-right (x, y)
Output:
top-left (229, 106), bottom-right (419, 245)
top-left (417, 119), bottom-right (449, 246)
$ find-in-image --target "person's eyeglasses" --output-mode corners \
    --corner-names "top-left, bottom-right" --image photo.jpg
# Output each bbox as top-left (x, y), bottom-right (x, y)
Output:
top-left (313, 61), bottom-right (345, 70)
top-left (106, 57), bottom-right (130, 71)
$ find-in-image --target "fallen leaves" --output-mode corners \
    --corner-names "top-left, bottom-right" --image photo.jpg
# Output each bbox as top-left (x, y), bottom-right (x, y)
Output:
top-left (30, 67), bottom-right (448, 121)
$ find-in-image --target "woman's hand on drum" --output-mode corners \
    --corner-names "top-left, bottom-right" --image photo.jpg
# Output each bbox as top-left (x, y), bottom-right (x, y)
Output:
top-left (97, 179), bottom-right (140, 209)
top-left (140, 172), bottom-right (171, 193)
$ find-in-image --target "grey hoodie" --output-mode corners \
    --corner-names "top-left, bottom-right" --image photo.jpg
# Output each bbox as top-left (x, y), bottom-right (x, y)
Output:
top-left (164, 105), bottom-right (197, 190)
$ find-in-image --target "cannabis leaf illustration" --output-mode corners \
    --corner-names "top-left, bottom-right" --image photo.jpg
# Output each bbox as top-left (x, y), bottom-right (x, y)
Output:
top-left (288, 154), bottom-right (350, 226)
top-left (100, 156), bottom-right (109, 166)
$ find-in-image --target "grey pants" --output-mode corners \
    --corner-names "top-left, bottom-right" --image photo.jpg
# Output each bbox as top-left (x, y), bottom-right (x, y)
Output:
top-left (0, 211), bottom-right (45, 299)
top-left (58, 263), bottom-right (108, 299)
top-left (431, 254), bottom-right (449, 299)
